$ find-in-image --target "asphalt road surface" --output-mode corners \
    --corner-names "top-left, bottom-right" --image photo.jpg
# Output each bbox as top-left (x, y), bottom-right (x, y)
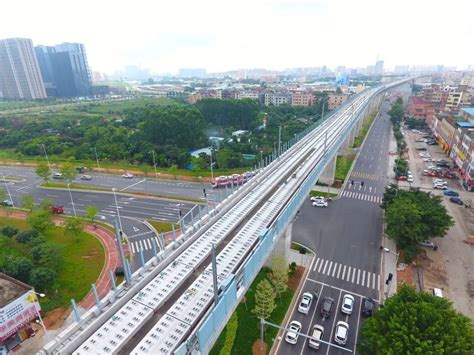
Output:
top-left (277, 97), bottom-right (394, 354)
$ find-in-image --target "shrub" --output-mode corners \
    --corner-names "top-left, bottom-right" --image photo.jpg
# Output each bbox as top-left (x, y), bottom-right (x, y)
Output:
top-left (289, 261), bottom-right (297, 276)
top-left (220, 313), bottom-right (238, 355)
top-left (1, 226), bottom-right (18, 238)
top-left (15, 229), bottom-right (39, 244)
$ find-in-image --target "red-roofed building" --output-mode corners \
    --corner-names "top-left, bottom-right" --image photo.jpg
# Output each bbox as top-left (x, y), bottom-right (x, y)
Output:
top-left (408, 96), bottom-right (435, 127)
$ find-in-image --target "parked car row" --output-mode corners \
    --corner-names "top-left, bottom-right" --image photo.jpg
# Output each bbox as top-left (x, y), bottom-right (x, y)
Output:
top-left (211, 171), bottom-right (256, 188)
top-left (285, 292), bottom-right (375, 347)
top-left (310, 195), bottom-right (329, 208)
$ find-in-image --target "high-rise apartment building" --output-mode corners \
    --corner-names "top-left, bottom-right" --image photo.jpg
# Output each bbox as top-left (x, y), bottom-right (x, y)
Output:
top-left (0, 38), bottom-right (46, 99)
top-left (35, 42), bottom-right (92, 97)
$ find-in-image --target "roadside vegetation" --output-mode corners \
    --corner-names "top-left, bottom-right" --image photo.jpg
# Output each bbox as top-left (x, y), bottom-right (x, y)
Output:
top-left (210, 259), bottom-right (298, 354)
top-left (335, 155), bottom-right (355, 182)
top-left (381, 185), bottom-right (454, 261)
top-left (388, 97), bottom-right (407, 154)
top-left (146, 220), bottom-right (179, 233)
top-left (0, 210), bottom-right (104, 313)
top-left (0, 96), bottom-right (326, 174)
top-left (359, 284), bottom-right (474, 353)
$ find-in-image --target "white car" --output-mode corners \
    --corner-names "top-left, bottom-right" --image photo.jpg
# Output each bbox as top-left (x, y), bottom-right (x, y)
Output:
top-left (418, 240), bottom-right (435, 248)
top-left (312, 200), bottom-right (328, 208)
top-left (52, 172), bottom-right (63, 179)
top-left (341, 294), bottom-right (355, 315)
top-left (407, 177), bottom-right (414, 183)
top-left (310, 195), bottom-right (325, 202)
top-left (423, 158), bottom-right (432, 162)
top-left (298, 292), bottom-right (313, 314)
top-left (285, 320), bottom-right (302, 344)
top-left (308, 324), bottom-right (324, 349)
top-left (80, 174), bottom-right (92, 180)
top-left (433, 184), bottom-right (447, 190)
top-left (433, 179), bottom-right (447, 185)
top-left (122, 173), bottom-right (134, 179)
top-left (334, 321), bottom-right (349, 346)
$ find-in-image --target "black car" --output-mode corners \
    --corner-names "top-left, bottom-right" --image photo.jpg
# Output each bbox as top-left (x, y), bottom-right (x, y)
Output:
top-left (361, 298), bottom-right (375, 317)
top-left (320, 296), bottom-right (334, 318)
top-left (449, 197), bottom-right (464, 205)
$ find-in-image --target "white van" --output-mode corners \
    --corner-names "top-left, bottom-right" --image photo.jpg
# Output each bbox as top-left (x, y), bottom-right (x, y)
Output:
top-left (432, 288), bottom-right (443, 298)
top-left (308, 324), bottom-right (324, 349)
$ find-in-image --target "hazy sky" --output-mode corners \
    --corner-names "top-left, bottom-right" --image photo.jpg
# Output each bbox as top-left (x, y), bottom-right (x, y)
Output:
top-left (1, 0), bottom-right (473, 74)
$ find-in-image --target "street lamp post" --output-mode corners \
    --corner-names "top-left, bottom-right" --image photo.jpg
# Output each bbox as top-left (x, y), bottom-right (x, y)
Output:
top-left (30, 291), bottom-right (47, 332)
top-left (3, 175), bottom-right (14, 208)
top-left (40, 144), bottom-right (51, 170)
top-left (150, 150), bottom-right (158, 178)
top-left (93, 147), bottom-right (101, 172)
top-left (67, 183), bottom-right (77, 217)
top-left (112, 188), bottom-right (123, 232)
top-left (209, 148), bottom-right (214, 180)
top-left (382, 247), bottom-right (400, 300)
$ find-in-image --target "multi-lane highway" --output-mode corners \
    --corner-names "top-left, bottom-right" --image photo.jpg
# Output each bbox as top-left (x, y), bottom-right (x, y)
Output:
top-left (276, 93), bottom-right (396, 354)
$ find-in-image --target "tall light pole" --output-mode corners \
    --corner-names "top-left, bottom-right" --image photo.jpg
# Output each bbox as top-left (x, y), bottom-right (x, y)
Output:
top-left (30, 291), bottom-right (47, 332)
top-left (93, 147), bottom-right (101, 172)
top-left (209, 148), bottom-right (214, 180)
top-left (41, 144), bottom-right (51, 170)
top-left (150, 150), bottom-right (158, 178)
top-left (3, 176), bottom-right (14, 208)
top-left (112, 188), bottom-right (123, 232)
top-left (67, 183), bottom-right (77, 217)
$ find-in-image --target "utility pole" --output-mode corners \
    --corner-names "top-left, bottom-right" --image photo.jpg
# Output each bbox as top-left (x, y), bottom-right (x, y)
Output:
top-left (211, 244), bottom-right (219, 307)
top-left (209, 148), bottom-right (214, 180)
top-left (93, 147), bottom-right (101, 172)
top-left (278, 125), bottom-right (282, 158)
top-left (41, 144), bottom-right (51, 170)
top-left (151, 150), bottom-right (158, 178)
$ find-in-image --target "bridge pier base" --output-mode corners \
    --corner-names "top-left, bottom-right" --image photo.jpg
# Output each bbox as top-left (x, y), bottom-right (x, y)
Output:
top-left (265, 222), bottom-right (292, 267)
top-left (317, 154), bottom-right (336, 186)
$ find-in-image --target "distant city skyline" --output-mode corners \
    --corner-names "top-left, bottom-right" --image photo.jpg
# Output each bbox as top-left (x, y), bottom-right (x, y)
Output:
top-left (1, 0), bottom-right (472, 75)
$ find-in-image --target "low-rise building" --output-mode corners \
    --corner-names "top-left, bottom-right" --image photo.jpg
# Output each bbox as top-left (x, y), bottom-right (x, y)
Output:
top-left (291, 92), bottom-right (314, 107)
top-left (264, 92), bottom-right (291, 106)
top-left (450, 121), bottom-right (474, 191)
top-left (433, 114), bottom-right (458, 154)
top-left (408, 96), bottom-right (435, 126)
top-left (0, 273), bottom-right (41, 351)
top-left (327, 93), bottom-right (348, 110)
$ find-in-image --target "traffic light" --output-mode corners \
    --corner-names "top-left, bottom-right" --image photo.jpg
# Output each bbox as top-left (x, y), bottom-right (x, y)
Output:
top-left (351, 180), bottom-right (354, 185)
top-left (388, 273), bottom-right (393, 281)
top-left (361, 181), bottom-right (365, 187)
top-left (203, 188), bottom-right (207, 197)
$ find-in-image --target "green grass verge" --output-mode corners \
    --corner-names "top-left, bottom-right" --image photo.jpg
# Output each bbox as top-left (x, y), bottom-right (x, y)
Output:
top-left (0, 216), bottom-right (104, 314)
top-left (146, 220), bottom-right (179, 233)
top-left (335, 155), bottom-right (355, 182)
top-left (352, 112), bottom-right (376, 148)
top-left (210, 267), bottom-right (295, 355)
top-left (309, 190), bottom-right (338, 198)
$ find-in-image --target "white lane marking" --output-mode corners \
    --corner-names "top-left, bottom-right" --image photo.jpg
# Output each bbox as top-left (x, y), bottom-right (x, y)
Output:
top-left (346, 266), bottom-right (352, 282)
top-left (352, 268), bottom-right (356, 283)
top-left (306, 278), bottom-right (382, 302)
top-left (332, 263), bottom-right (338, 277)
top-left (336, 264), bottom-right (342, 278)
top-left (146, 239), bottom-right (152, 249)
top-left (377, 274), bottom-right (381, 291)
top-left (372, 273), bottom-right (376, 289)
top-left (327, 261), bottom-right (333, 275)
top-left (120, 178), bottom-right (147, 192)
top-left (130, 242), bottom-right (136, 254)
top-left (318, 258), bottom-right (325, 273)
top-left (361, 270), bottom-right (366, 286)
top-left (322, 260), bottom-right (329, 274)
top-left (313, 258), bottom-right (321, 272)
top-left (341, 265), bottom-right (346, 280)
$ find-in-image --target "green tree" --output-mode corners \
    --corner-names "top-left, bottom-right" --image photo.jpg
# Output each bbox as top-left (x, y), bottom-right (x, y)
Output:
top-left (29, 267), bottom-right (56, 292)
top-left (168, 164), bottom-right (179, 180)
top-left (2, 256), bottom-right (33, 283)
top-left (27, 209), bottom-right (53, 233)
top-left (21, 194), bottom-right (35, 211)
top-left (252, 278), bottom-right (276, 320)
top-left (35, 161), bottom-right (51, 183)
top-left (64, 217), bottom-right (83, 240)
top-left (85, 205), bottom-right (98, 224)
top-left (270, 255), bottom-right (288, 301)
top-left (31, 244), bottom-right (63, 270)
top-left (383, 190), bottom-right (454, 260)
top-left (359, 284), bottom-right (474, 354)
top-left (388, 98), bottom-right (404, 124)
top-left (60, 162), bottom-right (77, 182)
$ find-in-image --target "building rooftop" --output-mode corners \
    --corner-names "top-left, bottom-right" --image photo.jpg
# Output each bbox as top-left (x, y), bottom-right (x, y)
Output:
top-left (0, 273), bottom-right (32, 308)
top-left (457, 121), bottom-right (474, 128)
top-left (461, 108), bottom-right (474, 116)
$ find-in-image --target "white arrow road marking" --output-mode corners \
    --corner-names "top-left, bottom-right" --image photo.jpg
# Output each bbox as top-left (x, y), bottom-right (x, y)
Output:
top-left (133, 226), bottom-right (140, 232)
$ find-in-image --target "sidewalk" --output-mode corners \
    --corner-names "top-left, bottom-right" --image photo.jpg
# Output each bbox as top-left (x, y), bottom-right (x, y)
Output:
top-left (381, 125), bottom-right (399, 301)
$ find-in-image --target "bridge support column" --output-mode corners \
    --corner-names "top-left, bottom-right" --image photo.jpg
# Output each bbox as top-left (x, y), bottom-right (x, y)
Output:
top-left (318, 154), bottom-right (336, 186)
top-left (265, 222), bottom-right (292, 267)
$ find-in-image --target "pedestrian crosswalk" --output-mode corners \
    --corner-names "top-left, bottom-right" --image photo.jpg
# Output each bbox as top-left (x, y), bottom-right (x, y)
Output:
top-left (313, 257), bottom-right (380, 290)
top-left (351, 171), bottom-right (378, 181)
top-left (130, 236), bottom-right (163, 254)
top-left (341, 190), bottom-right (382, 204)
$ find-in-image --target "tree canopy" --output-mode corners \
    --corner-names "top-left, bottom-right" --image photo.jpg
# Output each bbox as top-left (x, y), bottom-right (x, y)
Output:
top-left (359, 284), bottom-right (474, 354)
top-left (388, 97), bottom-right (404, 124)
top-left (252, 278), bottom-right (276, 320)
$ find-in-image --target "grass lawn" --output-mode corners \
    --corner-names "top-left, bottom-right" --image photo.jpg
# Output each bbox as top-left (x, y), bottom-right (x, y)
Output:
top-left (352, 112), bottom-right (376, 148)
top-left (146, 220), bottom-right (179, 233)
top-left (309, 190), bottom-right (338, 198)
top-left (0, 216), bottom-right (104, 313)
top-left (335, 155), bottom-right (355, 182)
top-left (210, 267), bottom-right (295, 355)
